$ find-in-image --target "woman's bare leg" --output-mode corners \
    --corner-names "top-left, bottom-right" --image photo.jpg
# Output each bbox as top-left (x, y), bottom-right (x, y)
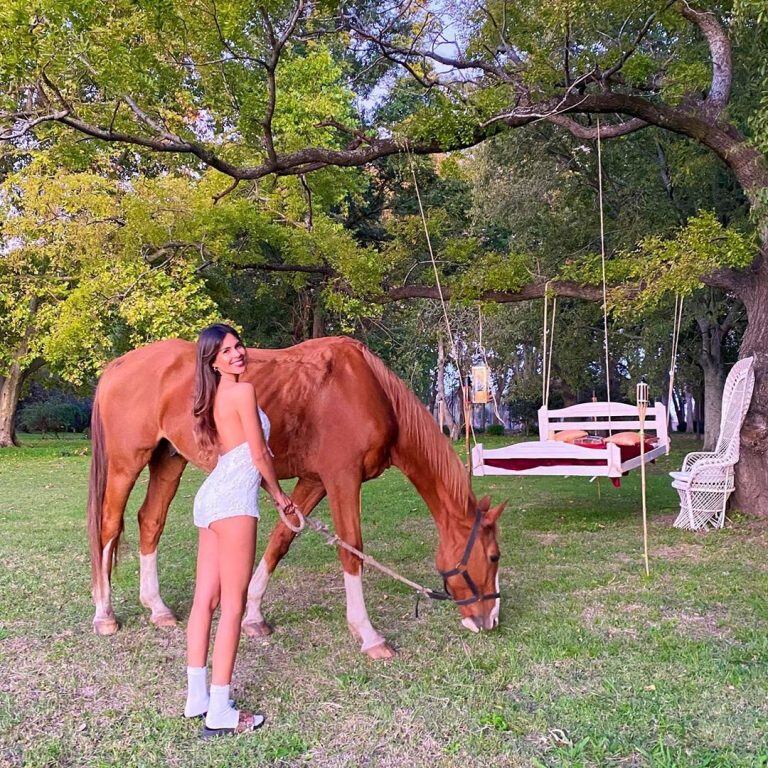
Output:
top-left (210, 516), bottom-right (257, 685)
top-left (187, 527), bottom-right (220, 668)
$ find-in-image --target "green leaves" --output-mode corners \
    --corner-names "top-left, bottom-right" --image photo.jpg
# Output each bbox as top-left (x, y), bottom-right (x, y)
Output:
top-left (626, 212), bottom-right (753, 307)
top-left (0, 163), bottom-right (221, 384)
top-left (560, 212), bottom-right (754, 313)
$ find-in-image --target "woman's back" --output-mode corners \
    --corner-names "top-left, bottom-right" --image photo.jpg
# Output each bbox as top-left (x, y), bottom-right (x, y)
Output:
top-left (213, 381), bottom-right (252, 455)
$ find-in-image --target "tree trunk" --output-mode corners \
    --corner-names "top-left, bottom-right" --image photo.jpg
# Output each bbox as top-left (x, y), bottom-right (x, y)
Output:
top-left (733, 271), bottom-right (768, 514)
top-left (311, 292), bottom-right (325, 338)
top-left (436, 336), bottom-right (460, 440)
top-left (0, 300), bottom-right (40, 448)
top-left (672, 389), bottom-right (686, 432)
top-left (695, 383), bottom-right (704, 441)
top-left (684, 385), bottom-right (695, 433)
top-left (700, 358), bottom-right (726, 451)
top-left (0, 365), bottom-right (23, 447)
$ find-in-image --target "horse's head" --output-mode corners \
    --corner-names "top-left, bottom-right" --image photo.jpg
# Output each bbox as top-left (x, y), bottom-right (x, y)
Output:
top-left (436, 495), bottom-right (506, 632)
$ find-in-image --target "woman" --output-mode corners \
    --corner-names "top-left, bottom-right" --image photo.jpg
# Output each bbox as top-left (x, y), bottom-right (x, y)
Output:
top-left (185, 323), bottom-right (295, 738)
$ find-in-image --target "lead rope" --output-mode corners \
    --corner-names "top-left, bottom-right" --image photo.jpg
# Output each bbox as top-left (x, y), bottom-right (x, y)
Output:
top-left (596, 118), bottom-right (613, 436)
top-left (282, 506), bottom-right (449, 604)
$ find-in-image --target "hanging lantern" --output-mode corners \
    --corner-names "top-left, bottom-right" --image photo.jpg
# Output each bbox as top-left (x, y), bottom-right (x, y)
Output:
top-left (471, 364), bottom-right (490, 404)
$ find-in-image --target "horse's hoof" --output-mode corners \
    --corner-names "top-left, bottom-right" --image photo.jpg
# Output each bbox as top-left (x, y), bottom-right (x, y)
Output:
top-left (364, 641), bottom-right (396, 660)
top-left (93, 616), bottom-right (119, 636)
top-left (242, 620), bottom-right (273, 638)
top-left (150, 611), bottom-right (177, 628)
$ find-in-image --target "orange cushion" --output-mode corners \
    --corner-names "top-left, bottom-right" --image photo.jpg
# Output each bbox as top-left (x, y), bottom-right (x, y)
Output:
top-left (553, 429), bottom-right (589, 444)
top-left (605, 431), bottom-right (643, 446)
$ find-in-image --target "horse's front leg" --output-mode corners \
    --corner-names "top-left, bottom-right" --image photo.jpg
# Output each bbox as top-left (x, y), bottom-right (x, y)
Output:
top-left (137, 447), bottom-right (187, 627)
top-left (242, 477), bottom-right (326, 638)
top-left (325, 476), bottom-right (395, 660)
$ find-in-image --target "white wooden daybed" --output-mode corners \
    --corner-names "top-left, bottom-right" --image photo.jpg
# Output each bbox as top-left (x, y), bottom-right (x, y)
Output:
top-left (472, 401), bottom-right (670, 486)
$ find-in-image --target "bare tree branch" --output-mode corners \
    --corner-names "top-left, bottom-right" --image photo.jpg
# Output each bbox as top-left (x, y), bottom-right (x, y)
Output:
top-left (261, 1), bottom-right (307, 163)
top-left (602, 3), bottom-right (673, 81)
top-left (548, 114), bottom-right (648, 140)
top-left (212, 178), bottom-right (240, 204)
top-left (346, 14), bottom-right (513, 81)
top-left (385, 280), bottom-right (606, 303)
top-left (233, 262), bottom-right (333, 275)
top-left (0, 110), bottom-right (69, 140)
top-left (680, 2), bottom-right (732, 116)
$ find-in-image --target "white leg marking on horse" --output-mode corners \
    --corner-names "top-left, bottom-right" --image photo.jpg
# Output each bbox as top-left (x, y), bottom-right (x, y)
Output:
top-left (93, 536), bottom-right (116, 624)
top-left (344, 571), bottom-right (385, 652)
top-left (139, 550), bottom-right (174, 620)
top-left (243, 558), bottom-right (270, 626)
top-left (489, 572), bottom-right (501, 629)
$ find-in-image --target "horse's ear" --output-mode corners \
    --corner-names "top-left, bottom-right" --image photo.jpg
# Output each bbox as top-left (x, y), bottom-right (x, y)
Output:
top-left (477, 495), bottom-right (491, 512)
top-left (483, 499), bottom-right (507, 526)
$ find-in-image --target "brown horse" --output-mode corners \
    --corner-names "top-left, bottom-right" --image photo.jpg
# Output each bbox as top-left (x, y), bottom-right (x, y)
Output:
top-left (87, 336), bottom-right (505, 658)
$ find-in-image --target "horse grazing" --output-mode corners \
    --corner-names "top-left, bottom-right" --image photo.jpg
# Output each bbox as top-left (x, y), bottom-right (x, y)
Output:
top-left (87, 336), bottom-right (505, 658)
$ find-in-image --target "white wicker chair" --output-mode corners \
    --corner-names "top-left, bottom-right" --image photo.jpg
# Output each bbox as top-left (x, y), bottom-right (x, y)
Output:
top-left (670, 357), bottom-right (755, 531)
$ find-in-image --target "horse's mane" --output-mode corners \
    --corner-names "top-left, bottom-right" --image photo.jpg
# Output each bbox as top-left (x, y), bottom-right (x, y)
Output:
top-left (358, 344), bottom-right (471, 515)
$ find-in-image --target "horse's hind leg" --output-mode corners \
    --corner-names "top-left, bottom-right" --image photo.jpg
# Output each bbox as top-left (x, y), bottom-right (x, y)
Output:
top-left (242, 477), bottom-right (326, 638)
top-left (324, 474), bottom-right (395, 660)
top-left (93, 465), bottom-right (144, 635)
top-left (137, 444), bottom-right (187, 628)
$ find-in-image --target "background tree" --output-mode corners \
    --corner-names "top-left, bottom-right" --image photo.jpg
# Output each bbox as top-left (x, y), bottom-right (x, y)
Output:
top-left (0, 164), bottom-right (221, 445)
top-left (2, 1), bottom-right (767, 511)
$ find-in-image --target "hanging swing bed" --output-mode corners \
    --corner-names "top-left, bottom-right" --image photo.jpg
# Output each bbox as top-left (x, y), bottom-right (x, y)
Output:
top-left (470, 122), bottom-right (683, 488)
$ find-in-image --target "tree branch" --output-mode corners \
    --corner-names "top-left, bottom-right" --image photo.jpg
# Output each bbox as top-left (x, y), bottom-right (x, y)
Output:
top-left (385, 279), bottom-right (605, 304)
top-left (680, 2), bottom-right (732, 116)
top-left (602, 3), bottom-right (672, 82)
top-left (548, 114), bottom-right (648, 140)
top-left (232, 262), bottom-right (333, 276)
top-left (720, 299), bottom-right (744, 336)
top-left (345, 14), bottom-right (513, 81)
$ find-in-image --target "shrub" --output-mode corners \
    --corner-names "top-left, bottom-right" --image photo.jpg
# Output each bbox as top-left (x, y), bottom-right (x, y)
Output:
top-left (486, 424), bottom-right (505, 436)
top-left (18, 401), bottom-right (89, 434)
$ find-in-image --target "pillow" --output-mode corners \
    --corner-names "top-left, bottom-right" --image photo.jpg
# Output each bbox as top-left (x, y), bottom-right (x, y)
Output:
top-left (605, 431), bottom-right (643, 446)
top-left (553, 429), bottom-right (589, 444)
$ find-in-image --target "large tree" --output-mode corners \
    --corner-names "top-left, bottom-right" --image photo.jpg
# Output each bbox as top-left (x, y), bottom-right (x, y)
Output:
top-left (2, 1), bottom-right (767, 510)
top-left (0, 164), bottom-right (224, 445)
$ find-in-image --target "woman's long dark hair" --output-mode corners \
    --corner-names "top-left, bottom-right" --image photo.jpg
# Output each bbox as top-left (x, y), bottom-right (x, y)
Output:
top-left (193, 323), bottom-right (244, 455)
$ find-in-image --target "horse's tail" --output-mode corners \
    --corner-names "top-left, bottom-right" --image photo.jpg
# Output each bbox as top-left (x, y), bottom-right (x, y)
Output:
top-left (87, 388), bottom-right (113, 589)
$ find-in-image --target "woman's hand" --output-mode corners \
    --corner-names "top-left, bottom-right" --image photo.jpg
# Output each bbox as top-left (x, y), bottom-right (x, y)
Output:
top-left (273, 493), bottom-right (305, 533)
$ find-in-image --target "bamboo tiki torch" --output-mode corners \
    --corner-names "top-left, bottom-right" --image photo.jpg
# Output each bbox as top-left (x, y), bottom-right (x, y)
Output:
top-left (637, 381), bottom-right (650, 576)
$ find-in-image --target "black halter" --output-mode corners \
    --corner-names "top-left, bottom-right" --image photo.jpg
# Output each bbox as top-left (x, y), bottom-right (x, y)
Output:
top-left (435, 507), bottom-right (501, 607)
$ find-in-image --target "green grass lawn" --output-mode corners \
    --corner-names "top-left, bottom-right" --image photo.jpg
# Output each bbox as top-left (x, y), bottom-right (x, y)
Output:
top-left (1, 434), bottom-right (766, 767)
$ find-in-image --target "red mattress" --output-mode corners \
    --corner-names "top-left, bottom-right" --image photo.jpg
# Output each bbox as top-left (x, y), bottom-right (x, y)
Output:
top-left (483, 437), bottom-right (658, 488)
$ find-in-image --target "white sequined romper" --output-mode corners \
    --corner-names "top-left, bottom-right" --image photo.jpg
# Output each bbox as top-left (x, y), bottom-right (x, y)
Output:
top-left (193, 407), bottom-right (271, 529)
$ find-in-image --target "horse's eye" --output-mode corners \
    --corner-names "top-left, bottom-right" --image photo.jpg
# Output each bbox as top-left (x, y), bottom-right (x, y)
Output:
top-left (490, 554), bottom-right (500, 563)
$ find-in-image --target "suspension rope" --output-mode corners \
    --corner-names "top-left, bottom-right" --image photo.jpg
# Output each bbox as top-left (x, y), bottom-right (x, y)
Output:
top-left (545, 295), bottom-right (557, 407)
top-left (407, 148), bottom-right (472, 469)
top-left (541, 280), bottom-right (558, 408)
top-left (542, 285), bottom-right (549, 406)
top-left (666, 294), bottom-right (684, 429)
top-left (408, 150), bottom-right (457, 365)
top-left (596, 118), bottom-right (613, 436)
